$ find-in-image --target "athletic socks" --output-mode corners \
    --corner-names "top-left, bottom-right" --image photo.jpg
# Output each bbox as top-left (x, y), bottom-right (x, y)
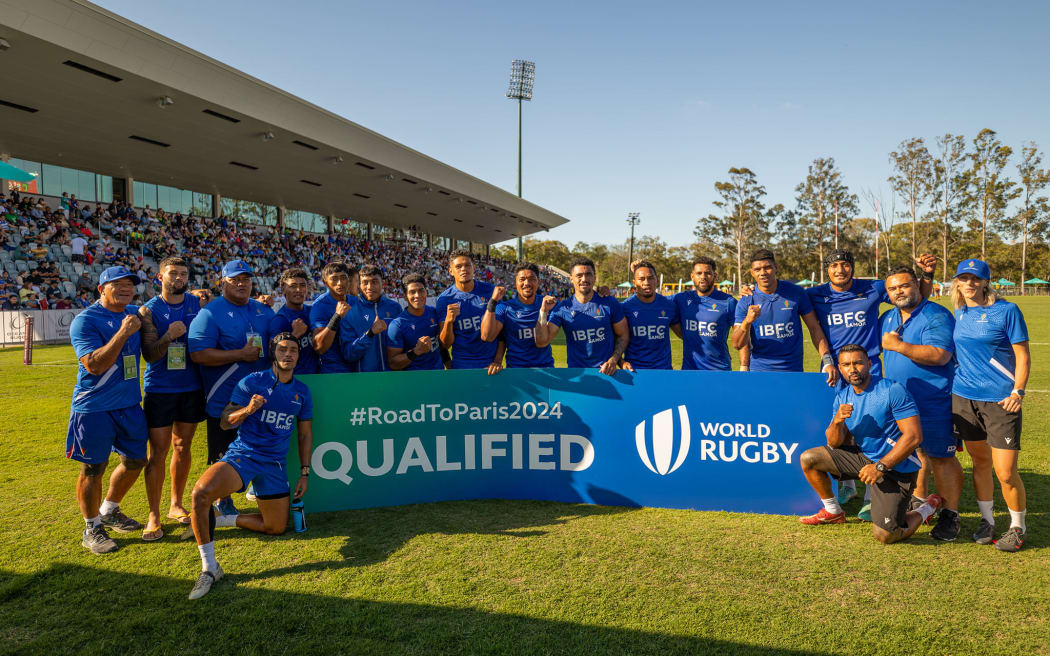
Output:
top-left (977, 499), bottom-right (994, 525)
top-left (863, 486), bottom-right (872, 502)
top-left (1009, 509), bottom-right (1027, 534)
top-left (198, 542), bottom-right (219, 572)
top-left (840, 480), bottom-right (856, 493)
top-left (84, 515), bottom-right (101, 529)
top-left (821, 498), bottom-right (844, 515)
top-left (99, 499), bottom-right (119, 516)
top-left (915, 502), bottom-right (938, 522)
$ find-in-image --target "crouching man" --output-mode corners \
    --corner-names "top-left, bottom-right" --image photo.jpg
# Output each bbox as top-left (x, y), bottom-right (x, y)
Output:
top-left (187, 332), bottom-right (314, 599)
top-left (798, 344), bottom-right (941, 544)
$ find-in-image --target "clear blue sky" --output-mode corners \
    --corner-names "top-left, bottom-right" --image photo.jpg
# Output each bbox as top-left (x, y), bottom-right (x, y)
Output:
top-left (95, 0), bottom-right (1050, 249)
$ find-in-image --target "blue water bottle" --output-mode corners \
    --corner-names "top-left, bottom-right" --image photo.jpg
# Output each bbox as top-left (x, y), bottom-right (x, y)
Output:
top-left (290, 498), bottom-right (307, 533)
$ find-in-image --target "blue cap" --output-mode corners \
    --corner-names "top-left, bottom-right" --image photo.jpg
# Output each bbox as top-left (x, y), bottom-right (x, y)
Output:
top-left (221, 259), bottom-right (253, 278)
top-left (98, 265), bottom-right (141, 286)
top-left (954, 259), bottom-right (991, 280)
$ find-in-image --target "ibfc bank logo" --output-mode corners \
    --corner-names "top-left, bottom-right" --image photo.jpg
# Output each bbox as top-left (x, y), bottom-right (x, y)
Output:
top-left (635, 405), bottom-right (691, 475)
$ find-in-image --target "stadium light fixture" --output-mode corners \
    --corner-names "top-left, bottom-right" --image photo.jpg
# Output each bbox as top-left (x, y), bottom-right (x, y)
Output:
top-left (157, 95), bottom-right (174, 108)
top-left (506, 59), bottom-right (535, 261)
top-left (627, 213), bottom-right (641, 275)
top-left (262, 130), bottom-right (275, 141)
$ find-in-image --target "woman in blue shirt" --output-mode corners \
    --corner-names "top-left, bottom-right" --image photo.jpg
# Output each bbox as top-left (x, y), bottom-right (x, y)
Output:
top-left (950, 259), bottom-right (1031, 552)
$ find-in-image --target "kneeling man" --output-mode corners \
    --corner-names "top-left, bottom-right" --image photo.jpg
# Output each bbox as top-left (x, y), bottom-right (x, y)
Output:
top-left (187, 332), bottom-right (314, 599)
top-left (799, 344), bottom-right (941, 544)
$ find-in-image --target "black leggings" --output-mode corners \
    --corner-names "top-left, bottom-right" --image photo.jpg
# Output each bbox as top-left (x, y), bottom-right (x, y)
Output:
top-left (206, 416), bottom-right (238, 465)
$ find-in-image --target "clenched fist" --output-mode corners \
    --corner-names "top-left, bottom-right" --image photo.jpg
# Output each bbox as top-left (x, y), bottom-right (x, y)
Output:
top-left (165, 320), bottom-right (187, 340)
top-left (335, 301), bottom-right (352, 318)
top-left (119, 314), bottom-right (141, 336)
top-left (744, 305), bottom-right (762, 324)
top-left (491, 286), bottom-right (506, 302)
top-left (834, 403), bottom-right (853, 424)
top-left (541, 296), bottom-right (558, 313)
top-left (445, 303), bottom-right (460, 322)
top-left (370, 316), bottom-right (387, 336)
top-left (414, 336), bottom-right (433, 354)
top-left (291, 318), bottom-right (308, 338)
top-left (246, 394), bottom-right (266, 414)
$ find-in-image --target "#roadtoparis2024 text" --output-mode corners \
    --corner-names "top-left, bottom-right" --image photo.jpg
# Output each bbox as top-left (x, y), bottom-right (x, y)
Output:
top-left (350, 401), bottom-right (566, 426)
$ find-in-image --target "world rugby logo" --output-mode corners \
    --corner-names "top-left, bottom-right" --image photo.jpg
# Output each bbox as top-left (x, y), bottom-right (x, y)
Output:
top-left (635, 405), bottom-right (691, 475)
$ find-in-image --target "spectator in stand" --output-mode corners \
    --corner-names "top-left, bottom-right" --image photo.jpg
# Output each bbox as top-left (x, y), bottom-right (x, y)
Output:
top-left (71, 234), bottom-right (88, 263)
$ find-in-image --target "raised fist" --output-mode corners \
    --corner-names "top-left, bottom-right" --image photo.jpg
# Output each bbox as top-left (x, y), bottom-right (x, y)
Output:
top-left (166, 320), bottom-right (187, 340)
top-left (835, 403), bottom-right (853, 424)
top-left (119, 314), bottom-right (141, 336)
top-left (291, 318), bottom-right (308, 338)
top-left (246, 394), bottom-right (267, 413)
top-left (370, 316), bottom-right (387, 335)
top-left (415, 336), bottom-right (433, 354)
top-left (491, 286), bottom-right (506, 302)
top-left (335, 301), bottom-right (352, 318)
top-left (445, 303), bottom-right (461, 322)
top-left (745, 305), bottom-right (762, 323)
top-left (541, 296), bottom-right (558, 313)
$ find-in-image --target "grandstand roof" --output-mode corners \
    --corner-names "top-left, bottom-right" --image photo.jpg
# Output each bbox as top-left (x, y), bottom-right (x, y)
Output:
top-left (0, 0), bottom-right (569, 243)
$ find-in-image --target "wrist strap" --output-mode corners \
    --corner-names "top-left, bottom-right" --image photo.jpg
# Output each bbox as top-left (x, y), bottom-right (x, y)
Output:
top-left (326, 314), bottom-right (340, 331)
top-left (820, 353), bottom-right (834, 369)
top-left (406, 350), bottom-right (419, 362)
top-left (486, 299), bottom-right (499, 313)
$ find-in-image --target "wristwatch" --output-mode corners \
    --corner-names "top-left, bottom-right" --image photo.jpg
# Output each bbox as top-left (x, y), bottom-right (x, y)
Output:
top-left (875, 461), bottom-right (889, 474)
top-left (300, 466), bottom-right (310, 476)
top-left (1012, 389), bottom-right (1026, 398)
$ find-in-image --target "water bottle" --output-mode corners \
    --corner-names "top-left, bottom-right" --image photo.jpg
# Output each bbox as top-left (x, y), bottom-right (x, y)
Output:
top-left (290, 498), bottom-right (307, 533)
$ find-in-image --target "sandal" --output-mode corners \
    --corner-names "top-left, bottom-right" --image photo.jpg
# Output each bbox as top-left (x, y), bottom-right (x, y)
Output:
top-left (167, 511), bottom-right (191, 525)
top-left (142, 526), bottom-right (165, 542)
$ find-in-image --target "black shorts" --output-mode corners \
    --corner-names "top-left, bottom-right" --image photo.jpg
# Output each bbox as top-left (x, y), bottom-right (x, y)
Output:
top-left (206, 416), bottom-right (239, 465)
top-left (952, 394), bottom-right (1022, 451)
top-left (824, 445), bottom-right (917, 532)
top-left (143, 390), bottom-right (207, 428)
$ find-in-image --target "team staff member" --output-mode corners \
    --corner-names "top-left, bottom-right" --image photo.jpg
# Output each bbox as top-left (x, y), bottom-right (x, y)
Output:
top-left (880, 267), bottom-right (963, 541)
top-left (535, 257), bottom-right (630, 375)
top-left (951, 259), bottom-right (1031, 551)
top-left (732, 249), bottom-right (837, 385)
top-left (622, 260), bottom-right (681, 370)
top-left (310, 262), bottom-right (357, 373)
top-left (187, 332), bottom-right (314, 599)
top-left (480, 262), bottom-right (554, 369)
top-left (674, 257), bottom-right (743, 371)
top-left (268, 268), bottom-right (318, 375)
top-left (798, 345), bottom-right (942, 544)
top-left (67, 265), bottom-right (148, 553)
top-left (437, 250), bottom-right (500, 370)
top-left (188, 259), bottom-right (274, 516)
top-left (387, 273), bottom-right (443, 371)
top-left (138, 257), bottom-right (205, 540)
top-left (339, 264), bottom-right (402, 372)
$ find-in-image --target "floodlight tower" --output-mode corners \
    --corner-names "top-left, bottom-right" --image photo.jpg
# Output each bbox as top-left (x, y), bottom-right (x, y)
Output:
top-left (627, 212), bottom-right (641, 275)
top-left (507, 59), bottom-right (535, 261)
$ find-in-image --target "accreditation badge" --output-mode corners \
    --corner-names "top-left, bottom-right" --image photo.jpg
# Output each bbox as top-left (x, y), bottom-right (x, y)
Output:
top-left (167, 343), bottom-right (186, 370)
top-left (122, 354), bottom-right (137, 380)
top-left (246, 331), bottom-right (263, 358)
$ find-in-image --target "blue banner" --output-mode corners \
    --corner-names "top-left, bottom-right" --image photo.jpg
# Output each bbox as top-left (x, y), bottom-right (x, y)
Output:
top-left (291, 369), bottom-right (836, 516)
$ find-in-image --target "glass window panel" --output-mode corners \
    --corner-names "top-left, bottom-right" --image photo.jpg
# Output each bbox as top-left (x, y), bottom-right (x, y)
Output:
top-left (42, 163), bottom-right (62, 196)
top-left (97, 175), bottom-right (113, 204)
top-left (61, 167), bottom-right (77, 200)
top-left (78, 169), bottom-right (96, 202)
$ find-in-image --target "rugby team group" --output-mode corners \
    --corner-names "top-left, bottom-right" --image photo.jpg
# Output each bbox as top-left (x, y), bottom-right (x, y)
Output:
top-left (63, 246), bottom-right (1031, 598)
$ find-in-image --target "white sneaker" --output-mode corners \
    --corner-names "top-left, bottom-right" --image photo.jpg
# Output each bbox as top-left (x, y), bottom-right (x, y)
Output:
top-left (188, 564), bottom-right (224, 600)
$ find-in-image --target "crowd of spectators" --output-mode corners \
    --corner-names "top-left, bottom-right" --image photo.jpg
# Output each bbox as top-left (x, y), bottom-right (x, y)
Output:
top-left (0, 188), bottom-right (570, 310)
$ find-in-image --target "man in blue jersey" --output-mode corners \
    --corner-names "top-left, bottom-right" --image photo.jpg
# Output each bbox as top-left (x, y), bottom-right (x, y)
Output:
top-left (387, 273), bottom-right (442, 371)
top-left (340, 264), bottom-right (402, 372)
top-left (674, 257), bottom-right (744, 371)
top-left (803, 249), bottom-right (936, 508)
top-left (268, 268), bottom-right (317, 375)
top-left (309, 261), bottom-right (356, 374)
top-left (732, 249), bottom-right (837, 385)
top-left (798, 344), bottom-right (942, 544)
top-left (622, 260), bottom-right (680, 370)
top-left (880, 266), bottom-right (962, 541)
top-left (137, 257), bottom-right (205, 540)
top-left (187, 332), bottom-right (314, 599)
top-left (535, 257), bottom-right (630, 375)
top-left (67, 265), bottom-right (148, 553)
top-left (437, 250), bottom-right (502, 370)
top-left (480, 261), bottom-right (554, 369)
top-left (188, 259), bottom-right (274, 515)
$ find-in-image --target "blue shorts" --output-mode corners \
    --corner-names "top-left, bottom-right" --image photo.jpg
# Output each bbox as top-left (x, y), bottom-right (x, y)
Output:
top-left (220, 447), bottom-right (290, 499)
top-left (66, 405), bottom-right (148, 464)
top-left (919, 418), bottom-right (960, 459)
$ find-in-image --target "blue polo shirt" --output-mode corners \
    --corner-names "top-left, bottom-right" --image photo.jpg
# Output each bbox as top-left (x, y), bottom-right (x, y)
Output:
top-left (269, 304), bottom-right (318, 375)
top-left (493, 296), bottom-right (554, 368)
top-left (435, 280), bottom-right (499, 369)
top-left (833, 376), bottom-right (922, 474)
top-left (674, 289), bottom-right (736, 371)
top-left (141, 294), bottom-right (202, 393)
top-left (880, 300), bottom-right (955, 433)
top-left (228, 370), bottom-right (313, 461)
top-left (69, 302), bottom-right (142, 412)
top-left (387, 306), bottom-right (443, 371)
top-left (735, 280), bottom-right (814, 372)
top-left (188, 296), bottom-right (274, 417)
top-left (952, 299), bottom-right (1029, 402)
top-left (808, 279), bottom-right (888, 373)
top-left (549, 295), bottom-right (626, 368)
top-left (622, 294), bottom-right (679, 370)
top-left (309, 291), bottom-right (355, 374)
top-left (339, 295), bottom-right (402, 372)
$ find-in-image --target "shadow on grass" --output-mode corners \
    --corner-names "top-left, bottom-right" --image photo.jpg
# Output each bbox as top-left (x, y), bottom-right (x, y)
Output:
top-left (0, 562), bottom-right (835, 656)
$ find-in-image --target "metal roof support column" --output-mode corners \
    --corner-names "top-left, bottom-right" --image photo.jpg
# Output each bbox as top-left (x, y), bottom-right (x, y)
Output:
top-left (212, 194), bottom-right (221, 218)
top-left (125, 176), bottom-right (134, 207)
top-left (367, 223), bottom-right (373, 241)
top-left (277, 206), bottom-right (285, 230)
top-left (327, 215), bottom-right (335, 234)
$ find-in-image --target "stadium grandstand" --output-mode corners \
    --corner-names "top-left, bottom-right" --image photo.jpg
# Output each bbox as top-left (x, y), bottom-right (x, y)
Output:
top-left (0, 0), bottom-right (570, 309)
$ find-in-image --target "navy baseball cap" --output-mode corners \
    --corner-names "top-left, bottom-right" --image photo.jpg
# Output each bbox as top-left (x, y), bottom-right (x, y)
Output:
top-left (954, 259), bottom-right (991, 280)
top-left (98, 265), bottom-right (141, 286)
top-left (221, 259), bottom-right (253, 278)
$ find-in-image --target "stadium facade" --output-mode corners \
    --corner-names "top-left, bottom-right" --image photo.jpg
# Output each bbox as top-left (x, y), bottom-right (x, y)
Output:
top-left (0, 0), bottom-right (569, 251)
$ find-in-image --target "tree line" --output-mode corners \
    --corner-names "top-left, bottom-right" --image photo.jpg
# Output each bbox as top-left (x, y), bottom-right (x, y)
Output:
top-left (494, 129), bottom-right (1050, 292)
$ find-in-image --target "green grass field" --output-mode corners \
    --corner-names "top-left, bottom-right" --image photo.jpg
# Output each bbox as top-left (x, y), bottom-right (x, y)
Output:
top-left (2, 297), bottom-right (1048, 655)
